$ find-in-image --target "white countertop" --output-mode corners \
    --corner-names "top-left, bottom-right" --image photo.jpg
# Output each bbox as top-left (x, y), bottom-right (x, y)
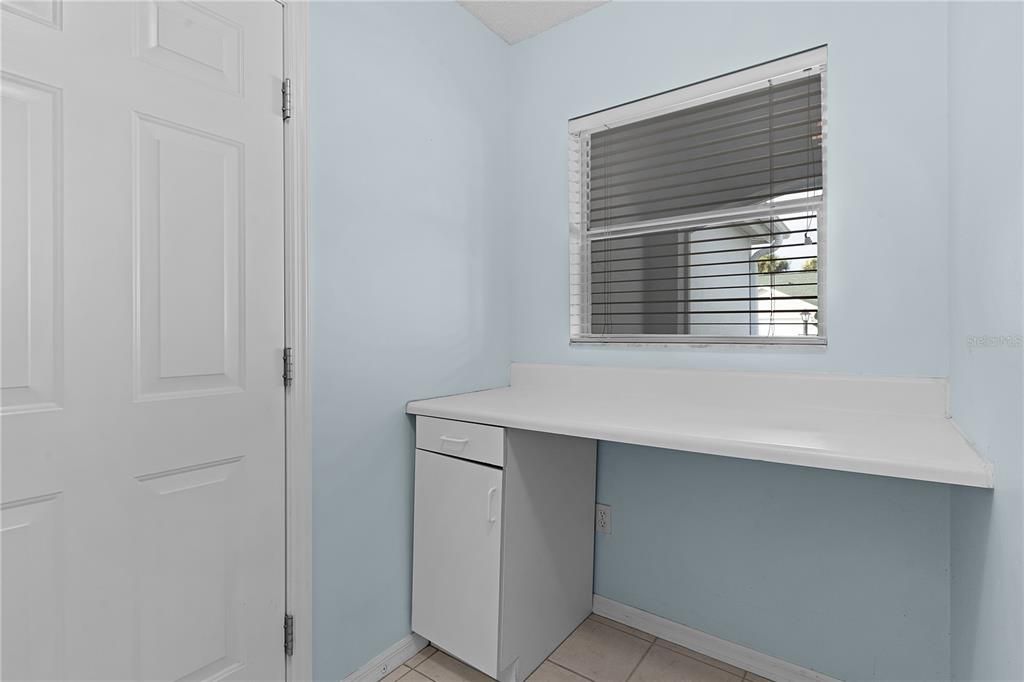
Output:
top-left (407, 364), bottom-right (992, 488)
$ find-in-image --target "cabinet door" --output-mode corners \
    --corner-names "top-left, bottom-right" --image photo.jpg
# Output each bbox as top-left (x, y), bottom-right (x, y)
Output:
top-left (412, 449), bottom-right (502, 677)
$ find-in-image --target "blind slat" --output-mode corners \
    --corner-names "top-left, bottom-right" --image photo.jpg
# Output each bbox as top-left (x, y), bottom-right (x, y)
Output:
top-left (590, 183), bottom-right (822, 225)
top-left (592, 282), bottom-right (816, 296)
top-left (592, 227), bottom-right (816, 255)
top-left (591, 263), bottom-right (817, 280)
top-left (590, 163), bottom-right (822, 214)
top-left (589, 292), bottom-right (819, 303)
top-left (590, 150), bottom-right (822, 198)
top-left (592, 242), bottom-right (815, 267)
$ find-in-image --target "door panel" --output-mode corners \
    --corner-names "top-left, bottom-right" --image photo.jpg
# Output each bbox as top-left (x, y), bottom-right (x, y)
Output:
top-left (134, 112), bottom-right (244, 399)
top-left (1, 2), bottom-right (286, 679)
top-left (0, 493), bottom-right (64, 682)
top-left (0, 72), bottom-right (62, 414)
top-left (133, 0), bottom-right (243, 95)
top-left (136, 457), bottom-right (244, 681)
top-left (412, 449), bottom-right (503, 677)
top-left (1, 0), bottom-right (63, 30)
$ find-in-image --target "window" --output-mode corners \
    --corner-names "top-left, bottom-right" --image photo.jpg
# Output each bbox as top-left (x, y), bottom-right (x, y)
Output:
top-left (569, 47), bottom-right (826, 344)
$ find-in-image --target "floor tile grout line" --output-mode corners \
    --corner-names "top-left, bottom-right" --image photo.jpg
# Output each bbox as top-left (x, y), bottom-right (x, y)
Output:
top-left (550, 617), bottom-right (649, 682)
top-left (624, 641), bottom-right (654, 682)
top-left (410, 650), bottom-right (442, 682)
top-left (413, 665), bottom-right (437, 682)
top-left (547, 615), bottom-right (619, 678)
top-left (546, 658), bottom-right (597, 682)
top-left (413, 648), bottom-right (438, 670)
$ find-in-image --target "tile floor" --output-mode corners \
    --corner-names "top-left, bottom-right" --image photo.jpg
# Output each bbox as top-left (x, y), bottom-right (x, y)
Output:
top-left (383, 614), bottom-right (771, 682)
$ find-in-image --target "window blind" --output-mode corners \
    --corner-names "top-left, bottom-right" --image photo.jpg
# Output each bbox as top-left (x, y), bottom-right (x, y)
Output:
top-left (569, 49), bottom-right (826, 343)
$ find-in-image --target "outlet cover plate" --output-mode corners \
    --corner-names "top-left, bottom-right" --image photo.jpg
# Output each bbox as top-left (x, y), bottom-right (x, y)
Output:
top-left (596, 503), bottom-right (611, 534)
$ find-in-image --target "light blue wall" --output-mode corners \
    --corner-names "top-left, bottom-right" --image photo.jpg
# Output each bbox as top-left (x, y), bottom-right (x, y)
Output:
top-left (310, 4), bottom-right (511, 678)
top-left (948, 4), bottom-right (1024, 681)
top-left (596, 445), bottom-right (951, 681)
top-left (506, 3), bottom-right (955, 680)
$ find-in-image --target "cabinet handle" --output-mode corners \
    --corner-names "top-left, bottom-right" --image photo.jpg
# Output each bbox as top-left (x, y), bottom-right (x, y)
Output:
top-left (439, 435), bottom-right (469, 453)
top-left (486, 487), bottom-right (498, 524)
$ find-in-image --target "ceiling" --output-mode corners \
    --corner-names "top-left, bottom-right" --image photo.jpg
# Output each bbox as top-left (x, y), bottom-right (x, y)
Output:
top-left (458, 1), bottom-right (607, 44)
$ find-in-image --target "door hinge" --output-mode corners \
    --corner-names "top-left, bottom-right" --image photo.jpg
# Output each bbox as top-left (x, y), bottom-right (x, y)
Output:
top-left (282, 347), bottom-right (294, 387)
top-left (284, 613), bottom-right (295, 657)
top-left (282, 77), bottom-right (292, 121)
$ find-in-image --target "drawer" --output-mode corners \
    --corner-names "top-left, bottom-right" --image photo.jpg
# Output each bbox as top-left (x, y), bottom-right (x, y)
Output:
top-left (416, 416), bottom-right (504, 467)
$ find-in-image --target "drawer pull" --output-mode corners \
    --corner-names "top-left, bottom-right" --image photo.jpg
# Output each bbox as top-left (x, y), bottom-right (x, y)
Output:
top-left (439, 435), bottom-right (469, 453)
top-left (486, 487), bottom-right (498, 524)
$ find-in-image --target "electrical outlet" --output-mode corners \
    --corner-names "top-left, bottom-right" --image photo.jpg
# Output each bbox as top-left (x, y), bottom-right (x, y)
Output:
top-left (595, 504), bottom-right (612, 534)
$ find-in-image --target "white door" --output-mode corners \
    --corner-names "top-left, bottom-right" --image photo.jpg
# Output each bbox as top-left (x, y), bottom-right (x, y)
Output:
top-left (412, 450), bottom-right (503, 677)
top-left (1, 2), bottom-right (287, 679)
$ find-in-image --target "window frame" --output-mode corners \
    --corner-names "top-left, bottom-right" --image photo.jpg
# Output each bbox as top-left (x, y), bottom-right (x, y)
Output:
top-left (568, 46), bottom-right (828, 346)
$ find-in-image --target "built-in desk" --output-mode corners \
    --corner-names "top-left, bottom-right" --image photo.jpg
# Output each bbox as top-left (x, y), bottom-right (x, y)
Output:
top-left (405, 364), bottom-right (991, 682)
top-left (409, 363), bottom-right (991, 488)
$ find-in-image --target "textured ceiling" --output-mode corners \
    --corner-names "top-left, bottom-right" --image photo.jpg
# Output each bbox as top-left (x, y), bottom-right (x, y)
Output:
top-left (459, 1), bottom-right (607, 44)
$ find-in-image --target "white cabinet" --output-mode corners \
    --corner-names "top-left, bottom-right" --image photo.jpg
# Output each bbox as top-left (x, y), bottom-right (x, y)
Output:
top-left (412, 418), bottom-right (596, 682)
top-left (412, 448), bottom-right (503, 675)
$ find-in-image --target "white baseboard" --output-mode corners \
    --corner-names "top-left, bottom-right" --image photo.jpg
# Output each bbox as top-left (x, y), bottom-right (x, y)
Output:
top-left (592, 595), bottom-right (840, 682)
top-left (342, 632), bottom-right (429, 682)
